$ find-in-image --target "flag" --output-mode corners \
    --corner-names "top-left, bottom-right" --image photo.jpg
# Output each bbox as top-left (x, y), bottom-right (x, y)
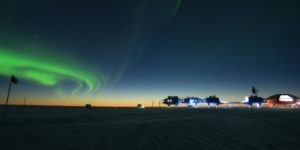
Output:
top-left (11, 75), bottom-right (18, 84)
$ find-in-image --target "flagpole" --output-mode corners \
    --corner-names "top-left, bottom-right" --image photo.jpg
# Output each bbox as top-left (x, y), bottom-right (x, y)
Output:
top-left (3, 75), bottom-right (17, 128)
top-left (5, 81), bottom-right (12, 106)
top-left (3, 80), bottom-right (12, 117)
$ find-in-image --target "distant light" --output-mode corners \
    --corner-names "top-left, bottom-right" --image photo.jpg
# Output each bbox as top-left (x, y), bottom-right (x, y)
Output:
top-left (242, 96), bottom-right (249, 103)
top-left (137, 104), bottom-right (144, 109)
top-left (190, 99), bottom-right (194, 104)
top-left (279, 95), bottom-right (293, 102)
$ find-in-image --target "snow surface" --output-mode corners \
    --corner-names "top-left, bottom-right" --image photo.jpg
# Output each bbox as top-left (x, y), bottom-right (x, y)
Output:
top-left (1, 106), bottom-right (300, 150)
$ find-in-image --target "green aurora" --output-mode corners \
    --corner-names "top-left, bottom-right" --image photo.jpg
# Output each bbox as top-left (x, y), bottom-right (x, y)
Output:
top-left (173, 0), bottom-right (182, 17)
top-left (0, 48), bottom-right (103, 96)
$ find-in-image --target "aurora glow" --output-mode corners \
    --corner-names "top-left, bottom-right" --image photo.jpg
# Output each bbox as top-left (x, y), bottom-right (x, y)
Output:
top-left (0, 0), bottom-right (299, 106)
top-left (0, 48), bottom-right (102, 96)
top-left (172, 0), bottom-right (182, 17)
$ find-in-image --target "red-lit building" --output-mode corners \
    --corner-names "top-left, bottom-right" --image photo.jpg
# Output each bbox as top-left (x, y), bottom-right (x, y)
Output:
top-left (266, 94), bottom-right (300, 107)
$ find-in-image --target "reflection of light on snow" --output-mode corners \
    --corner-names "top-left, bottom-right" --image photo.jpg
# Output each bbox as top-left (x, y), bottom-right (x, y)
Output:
top-left (255, 103), bottom-right (260, 108)
top-left (279, 95), bottom-right (293, 102)
top-left (209, 103), bottom-right (218, 106)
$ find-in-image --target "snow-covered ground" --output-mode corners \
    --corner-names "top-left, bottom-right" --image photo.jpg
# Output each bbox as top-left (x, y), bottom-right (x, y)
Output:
top-left (1, 107), bottom-right (299, 150)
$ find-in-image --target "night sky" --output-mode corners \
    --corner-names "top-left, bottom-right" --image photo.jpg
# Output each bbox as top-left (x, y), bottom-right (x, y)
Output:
top-left (0, 0), bottom-right (299, 106)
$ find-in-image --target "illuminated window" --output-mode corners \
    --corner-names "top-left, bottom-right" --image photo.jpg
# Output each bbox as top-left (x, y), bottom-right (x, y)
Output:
top-left (279, 95), bottom-right (293, 102)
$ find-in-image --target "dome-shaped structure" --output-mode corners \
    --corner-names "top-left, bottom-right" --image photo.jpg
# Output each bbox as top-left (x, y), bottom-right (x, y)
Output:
top-left (137, 104), bottom-right (144, 109)
top-left (266, 94), bottom-right (299, 107)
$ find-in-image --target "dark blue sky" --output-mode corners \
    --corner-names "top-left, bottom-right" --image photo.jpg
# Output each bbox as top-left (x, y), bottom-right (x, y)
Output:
top-left (0, 0), bottom-right (299, 105)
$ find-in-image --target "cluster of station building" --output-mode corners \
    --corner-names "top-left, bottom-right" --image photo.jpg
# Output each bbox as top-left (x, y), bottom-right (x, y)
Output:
top-left (162, 94), bottom-right (300, 108)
